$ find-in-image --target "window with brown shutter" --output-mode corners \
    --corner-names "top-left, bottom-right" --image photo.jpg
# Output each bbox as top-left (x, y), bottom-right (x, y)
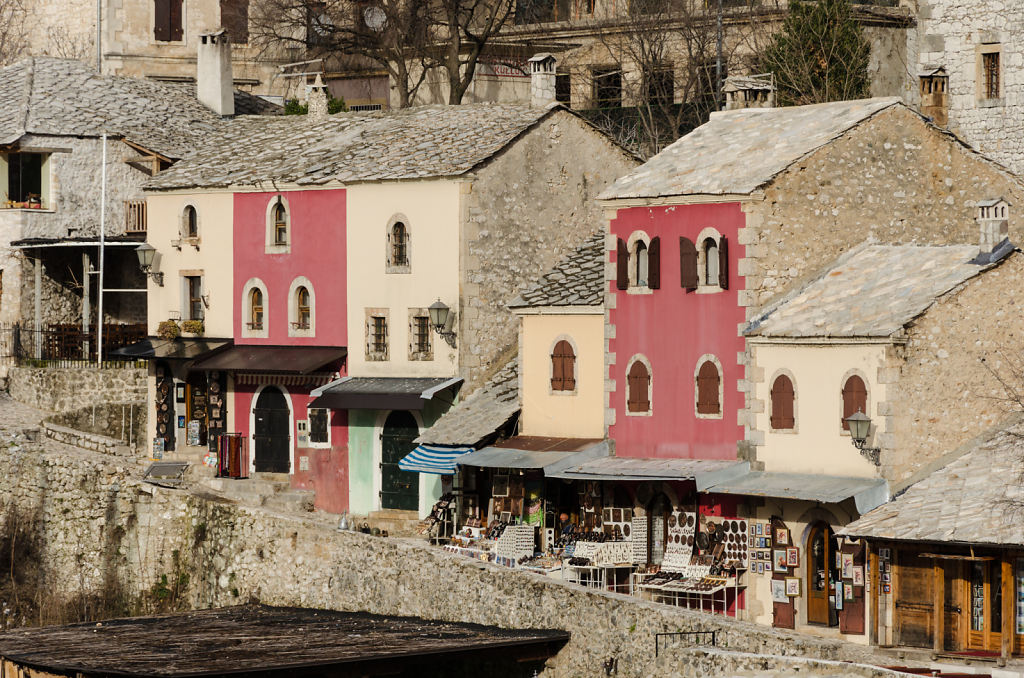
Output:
top-left (696, 360), bottom-right (720, 415)
top-left (841, 375), bottom-right (867, 430)
top-left (627, 361), bottom-right (650, 413)
top-left (551, 340), bottom-right (576, 392)
top-left (680, 237), bottom-right (697, 290)
top-left (154, 0), bottom-right (171, 40)
top-left (770, 374), bottom-right (795, 429)
top-left (648, 236), bottom-right (660, 289)
top-left (169, 0), bottom-right (183, 40)
top-left (718, 236), bottom-right (729, 290)
top-left (616, 238), bottom-right (629, 290)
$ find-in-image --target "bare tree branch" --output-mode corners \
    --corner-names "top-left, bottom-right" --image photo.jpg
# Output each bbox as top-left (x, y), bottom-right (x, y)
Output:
top-left (0, 0), bottom-right (29, 67)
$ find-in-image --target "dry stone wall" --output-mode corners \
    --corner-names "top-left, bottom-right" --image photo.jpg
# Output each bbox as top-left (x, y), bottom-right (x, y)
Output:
top-left (0, 436), bottom-right (897, 678)
top-left (8, 366), bottom-right (146, 412)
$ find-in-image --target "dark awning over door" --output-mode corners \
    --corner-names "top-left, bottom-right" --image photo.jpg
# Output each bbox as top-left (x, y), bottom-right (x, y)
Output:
top-left (109, 337), bottom-right (233, 361)
top-left (308, 377), bottom-right (462, 411)
top-left (191, 345), bottom-right (347, 374)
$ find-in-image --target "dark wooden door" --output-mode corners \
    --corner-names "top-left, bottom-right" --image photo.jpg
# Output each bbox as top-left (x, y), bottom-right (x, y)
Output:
top-left (807, 523), bottom-right (834, 625)
top-left (772, 518), bottom-right (795, 630)
top-left (380, 410), bottom-right (419, 511)
top-left (895, 550), bottom-right (934, 648)
top-left (253, 386), bottom-right (290, 473)
top-left (839, 541), bottom-right (866, 635)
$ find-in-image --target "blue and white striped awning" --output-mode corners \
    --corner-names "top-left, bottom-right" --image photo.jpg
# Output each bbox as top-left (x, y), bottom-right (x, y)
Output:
top-left (398, 445), bottom-right (474, 474)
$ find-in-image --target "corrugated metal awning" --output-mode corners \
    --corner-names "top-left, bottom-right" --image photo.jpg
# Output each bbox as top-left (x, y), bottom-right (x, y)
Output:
top-left (191, 345), bottom-right (346, 374)
top-left (457, 440), bottom-right (609, 474)
top-left (109, 337), bottom-right (232, 361)
top-left (703, 471), bottom-right (888, 514)
top-left (399, 445), bottom-right (474, 475)
top-left (547, 456), bottom-right (749, 490)
top-left (308, 376), bottom-right (462, 411)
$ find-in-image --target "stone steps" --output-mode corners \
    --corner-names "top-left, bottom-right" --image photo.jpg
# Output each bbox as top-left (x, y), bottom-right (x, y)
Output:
top-left (194, 473), bottom-right (315, 514)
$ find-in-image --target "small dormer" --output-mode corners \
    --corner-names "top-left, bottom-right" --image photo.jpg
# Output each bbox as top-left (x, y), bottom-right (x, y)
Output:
top-left (919, 66), bottom-right (949, 127)
top-left (977, 197), bottom-right (1010, 255)
top-left (722, 73), bottom-right (775, 111)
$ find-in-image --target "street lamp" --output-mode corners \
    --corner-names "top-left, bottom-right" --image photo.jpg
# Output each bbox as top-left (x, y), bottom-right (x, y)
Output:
top-left (844, 409), bottom-right (880, 465)
top-left (135, 243), bottom-right (164, 286)
top-left (428, 299), bottom-right (457, 348)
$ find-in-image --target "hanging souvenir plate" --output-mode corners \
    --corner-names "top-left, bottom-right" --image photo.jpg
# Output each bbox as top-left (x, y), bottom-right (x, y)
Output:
top-left (157, 423), bottom-right (167, 435)
top-left (210, 381), bottom-right (221, 395)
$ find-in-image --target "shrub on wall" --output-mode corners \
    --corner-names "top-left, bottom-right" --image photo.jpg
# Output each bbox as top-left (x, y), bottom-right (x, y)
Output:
top-left (157, 321), bottom-right (180, 340)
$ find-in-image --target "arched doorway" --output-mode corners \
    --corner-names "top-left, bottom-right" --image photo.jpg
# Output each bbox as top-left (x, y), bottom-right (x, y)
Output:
top-left (807, 521), bottom-right (839, 626)
top-left (380, 410), bottom-right (419, 511)
top-left (253, 386), bottom-right (290, 473)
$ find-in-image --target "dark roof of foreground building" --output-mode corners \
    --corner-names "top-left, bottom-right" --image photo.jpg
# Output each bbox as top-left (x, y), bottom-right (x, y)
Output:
top-left (416, 358), bottom-right (519, 447)
top-left (841, 419), bottom-right (1024, 546)
top-left (0, 57), bottom-right (278, 159)
top-left (509, 231), bottom-right (605, 309)
top-left (599, 97), bottom-right (904, 200)
top-left (147, 102), bottom-right (578, 190)
top-left (0, 605), bottom-right (569, 678)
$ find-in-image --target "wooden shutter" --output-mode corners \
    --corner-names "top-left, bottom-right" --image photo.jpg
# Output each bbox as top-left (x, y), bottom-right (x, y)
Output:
top-left (696, 361), bottom-right (720, 415)
top-left (648, 236), bottom-right (661, 289)
top-left (552, 340), bottom-right (574, 391)
top-left (770, 375), bottom-right (795, 430)
top-left (842, 375), bottom-right (867, 430)
top-left (680, 237), bottom-right (698, 291)
top-left (154, 0), bottom-right (171, 40)
top-left (627, 361), bottom-right (650, 413)
top-left (616, 238), bottom-right (629, 290)
top-left (169, 0), bottom-right (183, 41)
top-left (718, 236), bottom-right (729, 290)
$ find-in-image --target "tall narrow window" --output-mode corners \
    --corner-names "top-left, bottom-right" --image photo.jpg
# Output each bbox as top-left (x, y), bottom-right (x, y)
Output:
top-left (592, 68), bottom-right (622, 108)
top-left (249, 288), bottom-right (264, 330)
top-left (413, 315), bottom-right (430, 354)
top-left (841, 375), bottom-right (868, 430)
top-left (308, 408), bottom-right (329, 445)
top-left (186, 276), bottom-right (203, 321)
top-left (627, 360), bottom-right (651, 413)
top-left (983, 51), bottom-right (1000, 99)
top-left (770, 374), bottom-right (795, 430)
top-left (634, 241), bottom-right (648, 287)
top-left (703, 237), bottom-right (719, 285)
top-left (183, 205), bottom-right (198, 239)
top-left (273, 202), bottom-right (288, 245)
top-left (294, 286), bottom-right (310, 329)
top-left (696, 360), bottom-right (720, 415)
top-left (391, 222), bottom-right (408, 266)
top-left (551, 339), bottom-right (576, 392)
top-left (154, 0), bottom-right (183, 41)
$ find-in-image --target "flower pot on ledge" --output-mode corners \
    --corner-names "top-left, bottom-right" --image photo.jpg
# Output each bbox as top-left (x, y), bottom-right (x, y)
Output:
top-left (180, 320), bottom-right (205, 336)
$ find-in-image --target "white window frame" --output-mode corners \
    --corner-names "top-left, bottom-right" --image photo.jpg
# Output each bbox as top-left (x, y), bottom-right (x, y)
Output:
top-left (265, 195), bottom-right (291, 254)
top-left (287, 276), bottom-right (315, 338)
top-left (694, 353), bottom-right (723, 420)
top-left (626, 230), bottom-right (653, 295)
top-left (242, 277), bottom-right (269, 338)
top-left (695, 226), bottom-right (725, 294)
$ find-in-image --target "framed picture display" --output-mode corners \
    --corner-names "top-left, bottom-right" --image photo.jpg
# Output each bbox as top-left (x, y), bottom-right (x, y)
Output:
top-left (883, 584), bottom-right (891, 594)
top-left (492, 475), bottom-right (510, 497)
top-left (835, 587), bottom-right (844, 610)
top-left (852, 566), bottom-right (865, 586)
top-left (786, 547), bottom-right (799, 567)
top-left (881, 572), bottom-right (891, 583)
top-left (771, 578), bottom-right (788, 603)
top-left (785, 577), bottom-right (801, 596)
top-left (845, 581), bottom-right (856, 600)
top-left (879, 548), bottom-right (890, 560)
top-left (842, 553), bottom-right (855, 579)
top-left (175, 383), bottom-right (186, 403)
top-left (774, 549), bottom-right (789, 571)
top-left (499, 510), bottom-right (512, 523)
top-left (755, 523), bottom-right (763, 536)
top-left (775, 527), bottom-right (789, 546)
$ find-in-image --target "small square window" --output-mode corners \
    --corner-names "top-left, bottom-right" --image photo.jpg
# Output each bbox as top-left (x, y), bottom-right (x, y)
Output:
top-left (367, 312), bottom-right (389, 360)
top-left (2, 152), bottom-right (50, 209)
top-left (308, 408), bottom-right (329, 444)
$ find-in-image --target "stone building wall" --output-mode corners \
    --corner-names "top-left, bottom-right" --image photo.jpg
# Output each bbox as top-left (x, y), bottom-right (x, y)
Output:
top-left (0, 435), bottom-right (896, 678)
top-left (460, 110), bottom-right (637, 391)
top-left (908, 0), bottom-right (1024, 174)
top-left (738, 106), bottom-right (1024, 317)
top-left (7, 365), bottom-right (146, 412)
top-left (889, 252), bottom-right (1024, 485)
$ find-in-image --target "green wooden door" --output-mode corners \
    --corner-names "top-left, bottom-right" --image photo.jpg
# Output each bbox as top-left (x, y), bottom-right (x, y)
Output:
top-left (380, 410), bottom-right (419, 511)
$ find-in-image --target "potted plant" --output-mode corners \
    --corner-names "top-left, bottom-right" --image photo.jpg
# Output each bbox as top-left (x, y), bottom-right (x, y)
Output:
top-left (157, 320), bottom-right (180, 340)
top-left (181, 319), bottom-right (204, 336)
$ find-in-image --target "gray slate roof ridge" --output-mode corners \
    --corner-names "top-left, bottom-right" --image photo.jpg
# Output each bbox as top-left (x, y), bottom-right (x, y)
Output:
top-left (508, 230), bottom-right (605, 309)
top-left (415, 357), bottom-right (519, 446)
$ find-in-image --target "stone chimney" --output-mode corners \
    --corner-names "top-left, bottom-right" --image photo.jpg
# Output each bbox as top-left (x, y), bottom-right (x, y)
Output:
top-left (722, 74), bottom-right (775, 111)
top-left (977, 198), bottom-right (1010, 254)
top-left (528, 53), bottom-right (557, 107)
top-left (919, 66), bottom-right (949, 127)
top-left (197, 30), bottom-right (234, 116)
top-left (307, 74), bottom-right (329, 121)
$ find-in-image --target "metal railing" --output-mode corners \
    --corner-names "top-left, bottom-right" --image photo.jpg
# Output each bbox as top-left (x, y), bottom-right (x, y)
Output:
top-left (0, 322), bottom-right (146, 366)
top-left (654, 630), bottom-right (717, 657)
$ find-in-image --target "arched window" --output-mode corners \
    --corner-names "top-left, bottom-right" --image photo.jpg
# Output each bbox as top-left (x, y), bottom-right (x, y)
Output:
top-left (295, 286), bottom-right (310, 329)
top-left (842, 374), bottom-right (868, 430)
top-left (551, 339), bottom-right (576, 392)
top-left (627, 360), bottom-right (651, 413)
top-left (703, 237), bottom-right (719, 285)
top-left (696, 360), bottom-right (721, 415)
top-left (391, 222), bottom-right (408, 267)
top-left (634, 241), bottom-right (649, 287)
top-left (183, 205), bottom-right (198, 239)
top-left (770, 374), bottom-right (795, 430)
top-left (273, 201), bottom-right (288, 245)
top-left (249, 288), bottom-right (264, 330)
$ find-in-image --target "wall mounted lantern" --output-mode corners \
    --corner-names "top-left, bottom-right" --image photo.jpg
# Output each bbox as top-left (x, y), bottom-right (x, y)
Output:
top-left (428, 299), bottom-right (457, 348)
top-left (844, 410), bottom-right (880, 466)
top-left (135, 243), bottom-right (164, 286)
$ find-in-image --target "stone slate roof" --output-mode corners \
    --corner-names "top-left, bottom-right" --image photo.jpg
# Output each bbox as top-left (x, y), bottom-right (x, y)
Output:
top-left (745, 243), bottom-right (1000, 338)
top-left (599, 97), bottom-right (902, 200)
top-left (0, 57), bottom-right (243, 159)
top-left (841, 420), bottom-right (1024, 546)
top-left (147, 103), bottom-right (562, 190)
top-left (415, 359), bottom-right (519, 447)
top-left (509, 231), bottom-right (605, 309)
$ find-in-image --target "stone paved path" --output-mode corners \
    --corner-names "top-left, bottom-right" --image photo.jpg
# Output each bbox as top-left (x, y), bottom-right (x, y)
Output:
top-left (0, 393), bottom-right (46, 431)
